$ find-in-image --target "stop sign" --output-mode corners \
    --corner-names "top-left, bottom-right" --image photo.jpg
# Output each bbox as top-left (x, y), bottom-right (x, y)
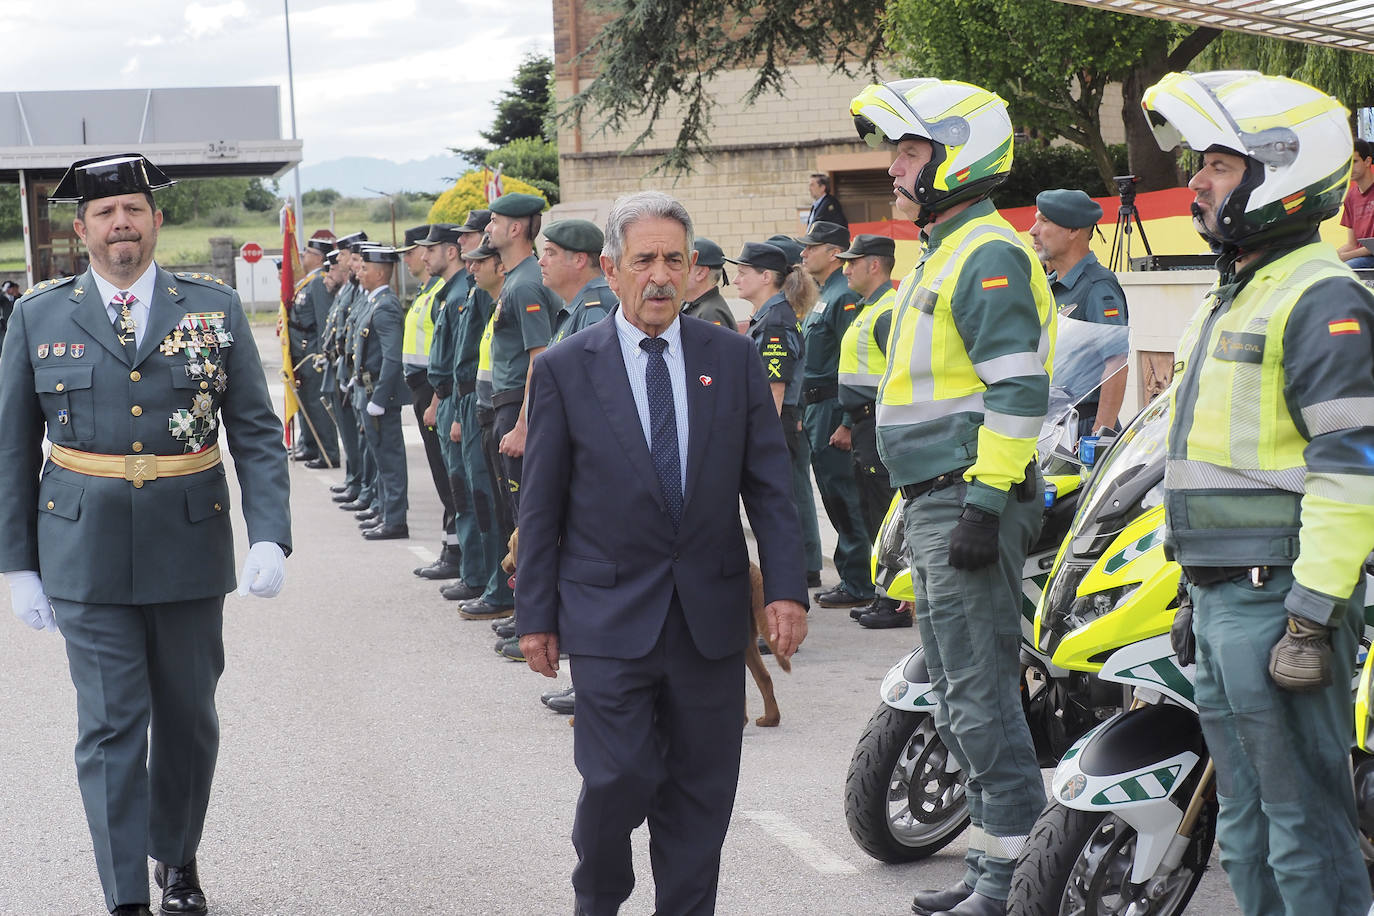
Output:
top-left (240, 242), bottom-right (263, 264)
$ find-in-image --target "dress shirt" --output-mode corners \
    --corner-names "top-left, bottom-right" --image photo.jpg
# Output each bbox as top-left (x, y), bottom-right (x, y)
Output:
top-left (615, 308), bottom-right (689, 492)
top-left (91, 261), bottom-right (158, 349)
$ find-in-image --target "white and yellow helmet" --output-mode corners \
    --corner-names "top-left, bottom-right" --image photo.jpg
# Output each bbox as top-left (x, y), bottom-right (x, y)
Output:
top-left (850, 79), bottom-right (1014, 218)
top-left (1141, 70), bottom-right (1351, 249)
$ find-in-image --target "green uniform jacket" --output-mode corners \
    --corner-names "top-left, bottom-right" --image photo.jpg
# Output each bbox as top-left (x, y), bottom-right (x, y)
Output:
top-left (426, 272), bottom-right (471, 399)
top-left (549, 275), bottom-right (616, 347)
top-left (681, 288), bottom-right (736, 329)
top-left (456, 282), bottom-right (494, 390)
top-left (490, 254), bottom-right (558, 396)
top-left (802, 267), bottom-right (860, 388)
top-left (747, 293), bottom-right (805, 407)
top-left (352, 286), bottom-right (406, 410)
top-left (1048, 251), bottom-right (1127, 326)
top-left (0, 267), bottom-right (291, 604)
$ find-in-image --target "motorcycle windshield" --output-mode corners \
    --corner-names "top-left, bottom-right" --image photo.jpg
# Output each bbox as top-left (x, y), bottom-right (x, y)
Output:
top-left (1038, 313), bottom-right (1131, 468)
top-left (1074, 381), bottom-right (1174, 541)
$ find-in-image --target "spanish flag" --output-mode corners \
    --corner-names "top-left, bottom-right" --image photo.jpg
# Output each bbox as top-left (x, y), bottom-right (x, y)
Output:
top-left (278, 205), bottom-right (302, 436)
top-left (981, 276), bottom-right (1008, 290)
top-left (1329, 319), bottom-right (1361, 336)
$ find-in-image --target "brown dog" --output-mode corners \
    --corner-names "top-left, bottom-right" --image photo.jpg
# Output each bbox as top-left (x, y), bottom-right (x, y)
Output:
top-left (503, 529), bottom-right (788, 727)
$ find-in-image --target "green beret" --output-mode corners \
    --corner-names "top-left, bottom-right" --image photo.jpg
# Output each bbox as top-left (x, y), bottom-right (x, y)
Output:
top-left (1035, 189), bottom-right (1103, 229)
top-left (543, 219), bottom-right (604, 254)
top-left (488, 193), bottom-right (546, 217)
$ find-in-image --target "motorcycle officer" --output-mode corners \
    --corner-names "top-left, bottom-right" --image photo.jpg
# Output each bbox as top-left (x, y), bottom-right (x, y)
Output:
top-left (1147, 70), bottom-right (1374, 916)
top-left (850, 78), bottom-right (1055, 916)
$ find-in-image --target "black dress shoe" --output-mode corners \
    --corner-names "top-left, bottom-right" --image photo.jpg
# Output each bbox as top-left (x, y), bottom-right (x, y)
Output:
top-left (331, 490), bottom-right (359, 502)
top-left (499, 637), bottom-right (526, 662)
top-left (546, 687), bottom-right (575, 714)
top-left (356, 513), bottom-right (380, 528)
top-left (493, 618), bottom-right (518, 639)
top-left (339, 499), bottom-right (369, 511)
top-left (860, 604), bottom-right (913, 629)
top-left (913, 880), bottom-right (974, 915)
top-left (458, 599), bottom-right (514, 620)
top-left (815, 585), bottom-right (870, 608)
top-left (362, 524), bottom-right (409, 540)
top-left (440, 581), bottom-right (484, 601)
top-left (806, 570), bottom-right (822, 588)
top-left (541, 684), bottom-right (575, 706)
top-left (329, 482), bottom-right (353, 494)
top-left (854, 596), bottom-right (901, 621)
top-left (931, 892), bottom-right (1004, 916)
top-left (155, 859), bottom-right (207, 915)
top-left (416, 559), bottom-right (462, 580)
top-left (113, 906), bottom-right (154, 915)
top-left (304, 457), bottom-right (332, 469)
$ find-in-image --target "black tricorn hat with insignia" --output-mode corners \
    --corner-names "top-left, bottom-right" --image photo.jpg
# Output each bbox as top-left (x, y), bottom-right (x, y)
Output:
top-left (48, 154), bottom-right (176, 204)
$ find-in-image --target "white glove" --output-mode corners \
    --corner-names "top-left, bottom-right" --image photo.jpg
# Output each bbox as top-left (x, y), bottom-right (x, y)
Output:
top-left (6, 570), bottom-right (56, 632)
top-left (237, 542), bottom-right (286, 598)
top-left (366, 401), bottom-right (385, 417)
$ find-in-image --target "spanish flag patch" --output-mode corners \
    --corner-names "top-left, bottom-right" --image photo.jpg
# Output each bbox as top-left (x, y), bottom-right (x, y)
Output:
top-left (1103, 308), bottom-right (1119, 318)
top-left (981, 276), bottom-right (1008, 290)
top-left (1282, 191), bottom-right (1306, 214)
top-left (524, 304), bottom-right (540, 312)
top-left (955, 168), bottom-right (971, 184)
top-left (1329, 318), bottom-right (1361, 336)
top-left (844, 303), bottom-right (856, 310)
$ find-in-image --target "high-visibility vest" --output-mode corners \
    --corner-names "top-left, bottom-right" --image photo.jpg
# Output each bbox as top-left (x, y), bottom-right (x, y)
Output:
top-left (402, 276), bottom-right (445, 369)
top-left (876, 208), bottom-right (1055, 494)
top-left (1165, 244), bottom-right (1374, 597)
top-left (838, 285), bottom-right (896, 404)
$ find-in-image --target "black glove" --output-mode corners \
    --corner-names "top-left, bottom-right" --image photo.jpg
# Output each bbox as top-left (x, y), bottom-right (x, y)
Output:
top-left (1170, 580), bottom-right (1196, 667)
top-left (948, 506), bottom-right (1000, 570)
top-left (1268, 614), bottom-right (1335, 691)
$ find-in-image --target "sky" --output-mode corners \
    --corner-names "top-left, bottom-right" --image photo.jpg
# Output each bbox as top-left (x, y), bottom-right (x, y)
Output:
top-left (1, 0), bottom-right (553, 169)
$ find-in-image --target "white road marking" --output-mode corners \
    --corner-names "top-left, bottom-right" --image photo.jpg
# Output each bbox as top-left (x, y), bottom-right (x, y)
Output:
top-left (410, 546), bottom-right (438, 564)
top-left (740, 810), bottom-right (858, 875)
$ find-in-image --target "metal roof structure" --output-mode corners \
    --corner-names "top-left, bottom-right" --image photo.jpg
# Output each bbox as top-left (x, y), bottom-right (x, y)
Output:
top-left (1047, 0), bottom-right (1374, 54)
top-left (0, 86), bottom-right (301, 182)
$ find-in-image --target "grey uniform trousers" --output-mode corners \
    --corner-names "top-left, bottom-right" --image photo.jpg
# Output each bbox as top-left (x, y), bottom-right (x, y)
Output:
top-left (902, 479), bottom-right (1046, 901)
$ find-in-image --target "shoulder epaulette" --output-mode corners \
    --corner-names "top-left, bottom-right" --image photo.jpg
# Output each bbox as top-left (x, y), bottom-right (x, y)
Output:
top-left (19, 276), bottom-right (75, 300)
top-left (174, 272), bottom-right (233, 293)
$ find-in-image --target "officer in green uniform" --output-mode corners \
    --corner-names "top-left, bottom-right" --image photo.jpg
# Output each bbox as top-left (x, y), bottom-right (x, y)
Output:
top-left (289, 236), bottom-right (339, 468)
top-left (1146, 70), bottom-right (1374, 916)
top-left (680, 238), bottom-right (738, 329)
top-left (796, 220), bottom-right (872, 607)
top-left (414, 222), bottom-right (476, 582)
top-left (343, 240), bottom-right (385, 520)
top-left (852, 80), bottom-right (1055, 916)
top-left (461, 193), bottom-right (558, 620)
top-left (834, 234), bottom-right (903, 626)
top-left (1028, 188), bottom-right (1129, 435)
top-left (0, 154), bottom-right (291, 916)
top-left (542, 218), bottom-right (616, 345)
top-left (764, 234), bottom-right (825, 586)
top-left (461, 235), bottom-right (519, 619)
top-left (327, 234), bottom-right (372, 511)
top-left (399, 225), bottom-right (459, 562)
top-left (351, 246), bottom-right (410, 539)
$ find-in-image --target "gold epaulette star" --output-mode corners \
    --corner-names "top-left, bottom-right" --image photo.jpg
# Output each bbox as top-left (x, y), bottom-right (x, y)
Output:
top-left (23, 287), bottom-right (32, 295)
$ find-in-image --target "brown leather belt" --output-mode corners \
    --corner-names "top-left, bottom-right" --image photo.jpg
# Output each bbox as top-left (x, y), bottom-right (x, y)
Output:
top-left (49, 444), bottom-right (222, 489)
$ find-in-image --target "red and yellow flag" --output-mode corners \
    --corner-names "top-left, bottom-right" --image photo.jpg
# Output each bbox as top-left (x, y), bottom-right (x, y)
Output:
top-left (278, 205), bottom-right (302, 433)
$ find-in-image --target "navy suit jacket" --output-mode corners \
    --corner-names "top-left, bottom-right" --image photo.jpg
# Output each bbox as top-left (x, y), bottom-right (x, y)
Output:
top-left (516, 313), bottom-right (807, 660)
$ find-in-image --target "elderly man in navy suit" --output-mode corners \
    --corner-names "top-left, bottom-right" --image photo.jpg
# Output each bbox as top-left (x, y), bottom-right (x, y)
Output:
top-left (517, 191), bottom-right (808, 915)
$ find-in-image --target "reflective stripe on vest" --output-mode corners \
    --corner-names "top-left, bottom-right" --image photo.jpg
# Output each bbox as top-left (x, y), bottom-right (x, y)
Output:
top-left (838, 285), bottom-right (896, 400)
top-left (402, 277), bottom-right (445, 366)
top-left (876, 217), bottom-right (1053, 430)
top-left (1165, 246), bottom-right (1356, 563)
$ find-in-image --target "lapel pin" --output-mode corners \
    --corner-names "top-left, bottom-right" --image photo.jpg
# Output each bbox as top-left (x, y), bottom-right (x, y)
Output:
top-left (57, 409), bottom-right (69, 425)
top-left (37, 343), bottom-right (49, 358)
top-left (53, 342), bottom-right (66, 357)
top-left (71, 344), bottom-right (85, 358)
top-left (699, 375), bottom-right (713, 387)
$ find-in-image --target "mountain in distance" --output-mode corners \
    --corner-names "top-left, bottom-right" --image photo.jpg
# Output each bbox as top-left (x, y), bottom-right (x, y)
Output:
top-left (296, 154), bottom-right (468, 197)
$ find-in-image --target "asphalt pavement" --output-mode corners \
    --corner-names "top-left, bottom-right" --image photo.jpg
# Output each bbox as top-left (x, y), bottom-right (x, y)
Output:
top-left (0, 324), bottom-right (1243, 915)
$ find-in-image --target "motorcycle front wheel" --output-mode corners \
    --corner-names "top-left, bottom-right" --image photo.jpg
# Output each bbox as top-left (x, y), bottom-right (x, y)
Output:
top-left (1007, 800), bottom-right (1216, 916)
top-left (844, 703), bottom-right (969, 863)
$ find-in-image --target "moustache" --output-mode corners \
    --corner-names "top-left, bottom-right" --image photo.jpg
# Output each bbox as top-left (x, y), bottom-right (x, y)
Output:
top-left (643, 282), bottom-right (677, 301)
top-left (105, 231), bottom-right (142, 244)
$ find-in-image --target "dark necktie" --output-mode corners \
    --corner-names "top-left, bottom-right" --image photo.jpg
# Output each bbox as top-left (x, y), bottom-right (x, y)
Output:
top-left (112, 290), bottom-right (137, 357)
top-left (640, 336), bottom-right (682, 530)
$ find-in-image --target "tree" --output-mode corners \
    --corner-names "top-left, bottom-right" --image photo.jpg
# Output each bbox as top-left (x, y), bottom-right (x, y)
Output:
top-left (303, 188), bottom-right (341, 207)
top-left (562, 0), bottom-right (884, 173)
top-left (1197, 34), bottom-right (1374, 112)
top-left (243, 178), bottom-right (278, 212)
top-left (485, 137), bottom-right (560, 204)
top-left (454, 53), bottom-right (556, 168)
top-left (427, 172), bottom-right (548, 225)
top-left (885, 0), bottom-right (1220, 191)
top-left (155, 177), bottom-right (248, 223)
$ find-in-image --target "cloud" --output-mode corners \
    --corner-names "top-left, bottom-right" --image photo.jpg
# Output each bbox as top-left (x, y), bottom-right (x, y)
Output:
top-left (121, 57), bottom-right (140, 76)
top-left (184, 0), bottom-right (248, 39)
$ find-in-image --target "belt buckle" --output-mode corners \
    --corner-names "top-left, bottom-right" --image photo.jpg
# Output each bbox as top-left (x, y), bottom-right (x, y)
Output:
top-left (124, 454), bottom-right (157, 488)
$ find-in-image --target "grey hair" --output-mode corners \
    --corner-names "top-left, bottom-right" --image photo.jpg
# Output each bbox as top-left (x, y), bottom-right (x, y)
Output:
top-left (602, 191), bottom-right (694, 265)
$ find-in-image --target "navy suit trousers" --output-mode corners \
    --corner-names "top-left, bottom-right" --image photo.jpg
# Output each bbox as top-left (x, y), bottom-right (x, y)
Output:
top-left (570, 595), bottom-right (745, 916)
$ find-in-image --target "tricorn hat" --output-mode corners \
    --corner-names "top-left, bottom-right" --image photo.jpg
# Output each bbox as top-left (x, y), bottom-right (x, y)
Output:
top-left (49, 154), bottom-right (176, 204)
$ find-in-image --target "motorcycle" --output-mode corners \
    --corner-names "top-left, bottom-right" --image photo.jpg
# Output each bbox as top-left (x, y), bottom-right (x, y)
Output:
top-left (843, 314), bottom-right (1129, 863)
top-left (1007, 387), bottom-right (1374, 915)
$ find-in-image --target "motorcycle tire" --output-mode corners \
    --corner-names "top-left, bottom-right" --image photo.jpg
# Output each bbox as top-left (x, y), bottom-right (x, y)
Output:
top-left (844, 703), bottom-right (969, 863)
top-left (1007, 799), bottom-right (1216, 916)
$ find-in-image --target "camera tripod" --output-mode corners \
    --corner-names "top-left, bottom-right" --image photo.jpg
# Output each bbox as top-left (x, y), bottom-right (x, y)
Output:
top-left (1108, 178), bottom-right (1154, 272)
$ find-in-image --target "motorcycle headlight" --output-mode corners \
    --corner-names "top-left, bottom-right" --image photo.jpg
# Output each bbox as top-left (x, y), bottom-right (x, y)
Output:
top-left (874, 504), bottom-right (908, 578)
top-left (1041, 581), bottom-right (1136, 659)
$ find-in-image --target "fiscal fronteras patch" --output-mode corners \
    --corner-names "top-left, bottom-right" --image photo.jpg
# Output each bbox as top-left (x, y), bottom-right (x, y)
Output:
top-left (981, 276), bottom-right (1008, 290)
top-left (1329, 319), bottom-right (1361, 336)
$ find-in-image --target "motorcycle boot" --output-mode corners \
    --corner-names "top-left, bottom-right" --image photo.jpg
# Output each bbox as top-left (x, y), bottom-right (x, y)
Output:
top-left (912, 881), bottom-right (973, 915)
top-left (931, 892), bottom-right (1005, 916)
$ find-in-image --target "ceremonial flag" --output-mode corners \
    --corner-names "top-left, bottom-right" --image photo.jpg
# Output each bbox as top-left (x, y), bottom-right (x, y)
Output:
top-left (485, 163), bottom-right (504, 203)
top-left (279, 205), bottom-right (302, 437)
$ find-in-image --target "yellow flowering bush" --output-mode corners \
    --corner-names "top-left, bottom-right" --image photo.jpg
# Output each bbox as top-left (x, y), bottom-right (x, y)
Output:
top-left (427, 171), bottom-right (548, 225)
